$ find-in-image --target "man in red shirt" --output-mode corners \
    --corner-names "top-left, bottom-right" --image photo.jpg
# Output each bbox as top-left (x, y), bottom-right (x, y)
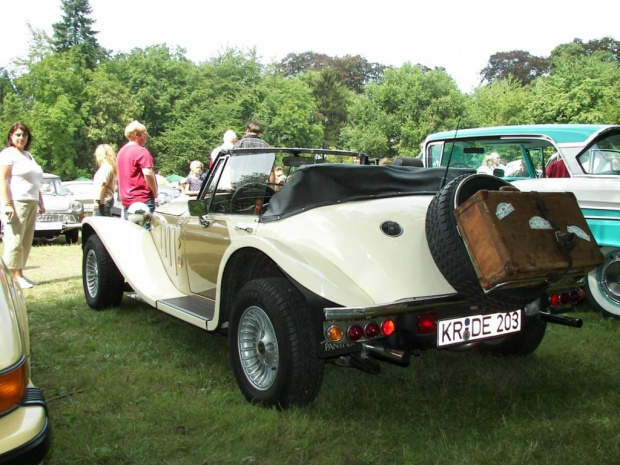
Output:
top-left (116, 121), bottom-right (158, 220)
top-left (545, 156), bottom-right (570, 178)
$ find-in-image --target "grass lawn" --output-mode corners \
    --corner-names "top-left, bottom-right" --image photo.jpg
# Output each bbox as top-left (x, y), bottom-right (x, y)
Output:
top-left (10, 241), bottom-right (620, 464)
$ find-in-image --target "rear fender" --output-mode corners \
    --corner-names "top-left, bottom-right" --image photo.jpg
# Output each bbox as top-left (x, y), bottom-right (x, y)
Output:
top-left (217, 235), bottom-right (374, 311)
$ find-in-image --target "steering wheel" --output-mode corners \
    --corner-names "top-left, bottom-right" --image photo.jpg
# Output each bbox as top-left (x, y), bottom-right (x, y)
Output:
top-left (230, 183), bottom-right (276, 213)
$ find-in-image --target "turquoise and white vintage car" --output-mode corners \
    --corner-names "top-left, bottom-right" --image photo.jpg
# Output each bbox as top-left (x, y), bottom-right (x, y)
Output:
top-left (81, 148), bottom-right (597, 408)
top-left (422, 124), bottom-right (620, 318)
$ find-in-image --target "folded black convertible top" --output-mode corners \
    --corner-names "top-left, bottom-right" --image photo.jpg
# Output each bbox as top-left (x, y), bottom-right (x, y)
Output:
top-left (261, 165), bottom-right (475, 222)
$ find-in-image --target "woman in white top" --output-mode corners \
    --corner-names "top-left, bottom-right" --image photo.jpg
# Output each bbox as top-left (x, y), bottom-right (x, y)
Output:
top-left (93, 144), bottom-right (117, 216)
top-left (0, 122), bottom-right (45, 289)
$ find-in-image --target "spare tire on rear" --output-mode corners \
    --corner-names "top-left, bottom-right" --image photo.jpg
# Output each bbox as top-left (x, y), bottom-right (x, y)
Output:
top-left (425, 174), bottom-right (544, 311)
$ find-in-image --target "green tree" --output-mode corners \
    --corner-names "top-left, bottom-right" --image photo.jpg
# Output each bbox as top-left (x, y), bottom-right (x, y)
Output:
top-left (11, 49), bottom-right (91, 177)
top-left (304, 70), bottom-right (351, 148)
top-left (254, 74), bottom-right (323, 147)
top-left (110, 45), bottom-right (194, 140)
top-left (81, 66), bottom-right (141, 154)
top-left (155, 49), bottom-right (264, 175)
top-left (341, 64), bottom-right (467, 157)
top-left (525, 51), bottom-right (620, 124)
top-left (52, 0), bottom-right (108, 68)
top-left (552, 36), bottom-right (620, 63)
top-left (469, 78), bottom-right (530, 127)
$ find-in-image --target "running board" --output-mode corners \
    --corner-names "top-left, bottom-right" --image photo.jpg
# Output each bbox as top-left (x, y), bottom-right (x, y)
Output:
top-left (156, 296), bottom-right (215, 329)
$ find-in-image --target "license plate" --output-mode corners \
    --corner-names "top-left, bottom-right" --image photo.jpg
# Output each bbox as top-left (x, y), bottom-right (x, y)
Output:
top-left (35, 221), bottom-right (63, 231)
top-left (437, 310), bottom-right (521, 347)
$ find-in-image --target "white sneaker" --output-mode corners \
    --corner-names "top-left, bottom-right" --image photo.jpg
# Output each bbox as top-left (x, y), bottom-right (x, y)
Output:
top-left (15, 277), bottom-right (34, 289)
top-left (23, 276), bottom-right (37, 285)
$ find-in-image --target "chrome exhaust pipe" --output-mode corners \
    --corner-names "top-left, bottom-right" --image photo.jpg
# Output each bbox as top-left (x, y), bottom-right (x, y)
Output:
top-left (539, 311), bottom-right (583, 328)
top-left (363, 342), bottom-right (411, 367)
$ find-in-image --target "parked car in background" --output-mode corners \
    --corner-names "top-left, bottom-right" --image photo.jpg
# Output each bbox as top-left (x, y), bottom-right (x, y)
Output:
top-left (63, 180), bottom-right (95, 217)
top-left (38, 173), bottom-right (83, 244)
top-left (0, 258), bottom-right (51, 463)
top-left (157, 184), bottom-right (184, 205)
top-left (110, 185), bottom-right (185, 218)
top-left (422, 124), bottom-right (620, 318)
top-left (81, 147), bottom-right (599, 408)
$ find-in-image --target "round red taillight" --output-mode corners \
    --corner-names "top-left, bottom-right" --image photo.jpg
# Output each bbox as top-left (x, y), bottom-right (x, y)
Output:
top-left (560, 293), bottom-right (571, 305)
top-left (381, 319), bottom-right (396, 337)
top-left (549, 294), bottom-right (561, 307)
top-left (364, 322), bottom-right (381, 339)
top-left (347, 325), bottom-right (364, 341)
top-left (569, 290), bottom-right (581, 303)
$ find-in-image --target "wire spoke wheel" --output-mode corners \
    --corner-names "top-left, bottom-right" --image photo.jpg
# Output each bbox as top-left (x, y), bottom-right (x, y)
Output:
top-left (85, 248), bottom-right (99, 299)
top-left (237, 306), bottom-right (279, 391)
top-left (82, 234), bottom-right (124, 310)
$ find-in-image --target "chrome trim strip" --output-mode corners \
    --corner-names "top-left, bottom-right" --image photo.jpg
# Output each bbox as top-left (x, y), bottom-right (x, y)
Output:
top-left (584, 215), bottom-right (620, 221)
top-left (324, 294), bottom-right (466, 321)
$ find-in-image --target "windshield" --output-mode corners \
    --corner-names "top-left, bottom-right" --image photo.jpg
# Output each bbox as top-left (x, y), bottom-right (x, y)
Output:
top-left (202, 152), bottom-right (277, 214)
top-left (41, 178), bottom-right (68, 195)
top-left (577, 132), bottom-right (620, 175)
top-left (427, 137), bottom-right (560, 179)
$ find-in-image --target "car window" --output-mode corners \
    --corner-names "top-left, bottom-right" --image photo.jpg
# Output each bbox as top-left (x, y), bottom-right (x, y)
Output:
top-left (202, 152), bottom-right (276, 214)
top-left (577, 132), bottom-right (620, 175)
top-left (41, 178), bottom-right (68, 195)
top-left (430, 138), bottom-right (556, 179)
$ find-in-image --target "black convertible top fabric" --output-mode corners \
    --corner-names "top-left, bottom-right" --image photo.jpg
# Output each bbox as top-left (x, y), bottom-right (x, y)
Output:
top-left (261, 165), bottom-right (475, 222)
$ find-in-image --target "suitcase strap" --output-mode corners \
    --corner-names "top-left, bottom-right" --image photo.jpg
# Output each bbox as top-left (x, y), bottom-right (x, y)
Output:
top-left (533, 192), bottom-right (577, 275)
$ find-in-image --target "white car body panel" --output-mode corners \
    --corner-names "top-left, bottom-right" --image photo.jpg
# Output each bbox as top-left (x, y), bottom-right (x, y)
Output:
top-left (88, 193), bottom-right (457, 333)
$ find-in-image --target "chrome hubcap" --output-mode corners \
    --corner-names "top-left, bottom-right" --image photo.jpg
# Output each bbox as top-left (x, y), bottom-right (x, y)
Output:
top-left (85, 249), bottom-right (99, 298)
top-left (600, 251), bottom-right (620, 305)
top-left (237, 306), bottom-right (279, 391)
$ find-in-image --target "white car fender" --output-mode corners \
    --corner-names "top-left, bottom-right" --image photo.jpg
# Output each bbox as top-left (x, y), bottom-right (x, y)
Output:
top-left (217, 234), bottom-right (375, 309)
top-left (82, 217), bottom-right (186, 306)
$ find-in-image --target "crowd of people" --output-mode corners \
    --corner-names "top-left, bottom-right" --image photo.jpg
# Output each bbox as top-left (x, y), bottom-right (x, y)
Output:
top-left (0, 118), bottom-right (269, 288)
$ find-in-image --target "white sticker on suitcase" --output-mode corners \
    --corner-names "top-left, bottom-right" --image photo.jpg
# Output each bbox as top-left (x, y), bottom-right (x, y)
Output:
top-left (529, 216), bottom-right (552, 229)
top-left (496, 202), bottom-right (515, 220)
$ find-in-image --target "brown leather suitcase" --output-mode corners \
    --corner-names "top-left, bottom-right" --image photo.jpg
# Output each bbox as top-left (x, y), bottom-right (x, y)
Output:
top-left (454, 190), bottom-right (605, 290)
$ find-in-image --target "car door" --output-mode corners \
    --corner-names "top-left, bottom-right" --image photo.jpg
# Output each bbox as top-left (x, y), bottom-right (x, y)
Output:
top-left (183, 151), bottom-right (275, 299)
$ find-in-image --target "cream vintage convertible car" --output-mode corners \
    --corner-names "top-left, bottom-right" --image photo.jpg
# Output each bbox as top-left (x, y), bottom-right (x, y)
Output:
top-left (81, 148), bottom-right (602, 408)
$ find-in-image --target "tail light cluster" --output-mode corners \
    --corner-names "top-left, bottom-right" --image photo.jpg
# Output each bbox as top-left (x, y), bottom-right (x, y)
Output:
top-left (548, 288), bottom-right (586, 308)
top-left (326, 318), bottom-right (396, 343)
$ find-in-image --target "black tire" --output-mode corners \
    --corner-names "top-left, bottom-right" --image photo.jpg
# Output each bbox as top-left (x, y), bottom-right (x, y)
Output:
top-left (584, 247), bottom-right (620, 318)
top-left (426, 173), bottom-right (545, 311)
top-left (477, 313), bottom-right (547, 356)
top-left (229, 278), bottom-right (324, 408)
top-left (82, 234), bottom-right (125, 310)
top-left (65, 229), bottom-right (79, 244)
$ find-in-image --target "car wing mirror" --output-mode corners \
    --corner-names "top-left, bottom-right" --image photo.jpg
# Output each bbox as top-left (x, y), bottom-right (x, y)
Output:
top-left (188, 199), bottom-right (208, 217)
top-left (493, 168), bottom-right (505, 177)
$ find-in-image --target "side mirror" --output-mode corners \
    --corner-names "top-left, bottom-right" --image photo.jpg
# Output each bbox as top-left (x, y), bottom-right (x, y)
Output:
top-left (188, 199), bottom-right (208, 217)
top-left (493, 168), bottom-right (505, 177)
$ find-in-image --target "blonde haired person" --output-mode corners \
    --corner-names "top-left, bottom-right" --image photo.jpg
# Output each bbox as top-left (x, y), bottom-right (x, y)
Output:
top-left (477, 152), bottom-right (502, 175)
top-left (182, 160), bottom-right (206, 196)
top-left (93, 144), bottom-right (117, 216)
top-left (0, 122), bottom-right (45, 289)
